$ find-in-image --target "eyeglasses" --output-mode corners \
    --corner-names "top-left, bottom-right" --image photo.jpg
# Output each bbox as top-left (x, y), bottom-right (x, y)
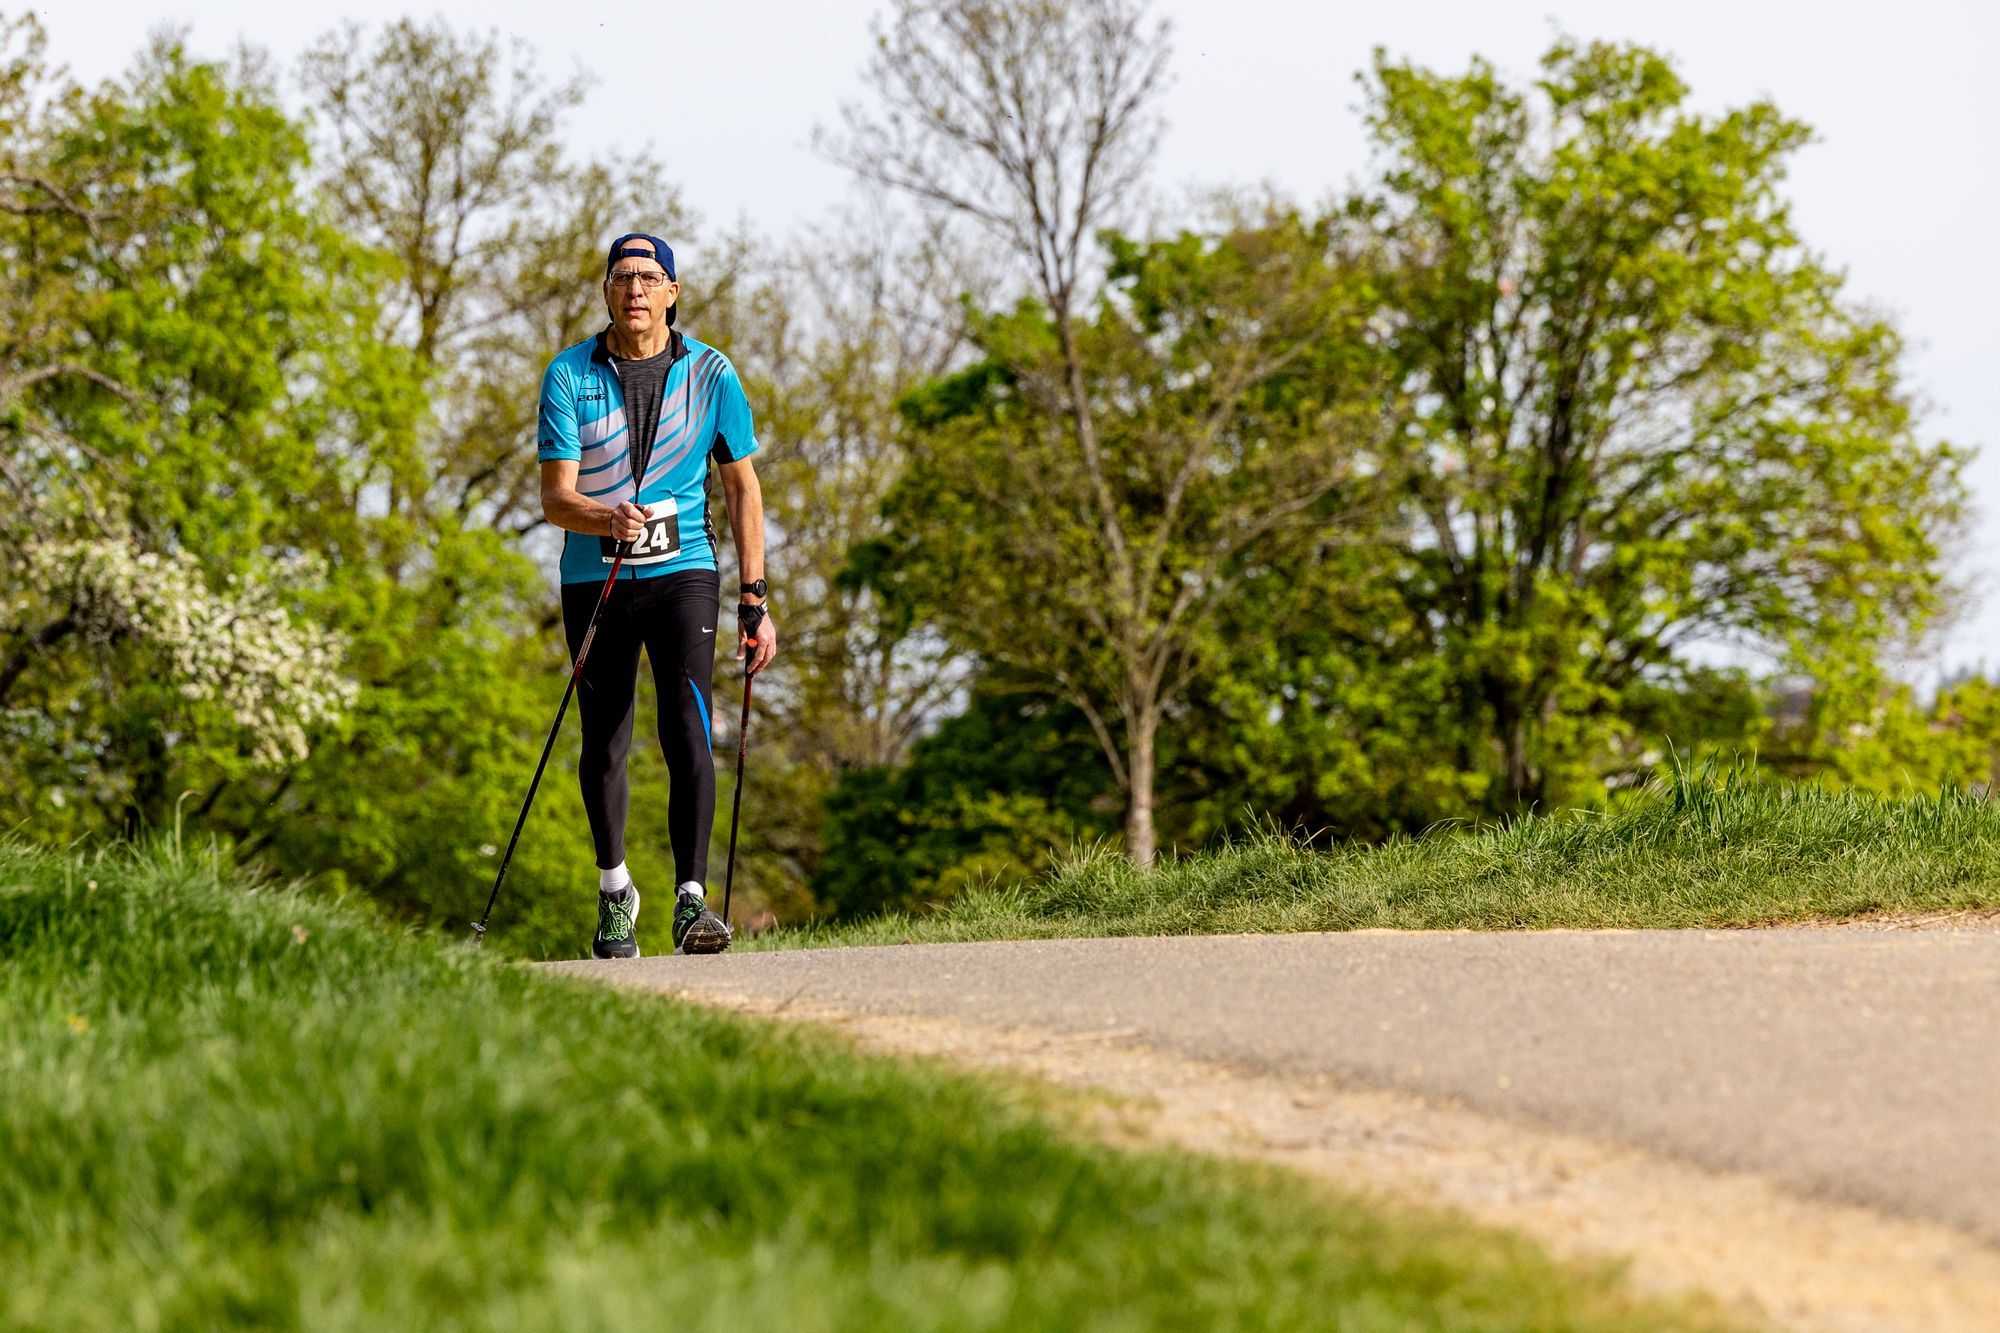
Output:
top-left (608, 270), bottom-right (671, 290)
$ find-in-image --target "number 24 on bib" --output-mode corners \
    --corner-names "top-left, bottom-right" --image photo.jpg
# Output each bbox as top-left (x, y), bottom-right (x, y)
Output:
top-left (601, 500), bottom-right (681, 566)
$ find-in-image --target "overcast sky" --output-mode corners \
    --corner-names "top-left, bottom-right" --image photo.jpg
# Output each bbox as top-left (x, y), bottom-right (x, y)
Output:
top-left (33, 1), bottom-right (1999, 677)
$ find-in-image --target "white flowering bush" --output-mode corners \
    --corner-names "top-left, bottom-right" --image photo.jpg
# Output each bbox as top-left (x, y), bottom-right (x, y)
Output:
top-left (23, 537), bottom-right (359, 767)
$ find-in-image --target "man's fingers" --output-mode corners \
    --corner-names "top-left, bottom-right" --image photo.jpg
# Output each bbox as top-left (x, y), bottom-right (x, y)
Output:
top-left (609, 500), bottom-right (650, 542)
top-left (736, 633), bottom-right (775, 673)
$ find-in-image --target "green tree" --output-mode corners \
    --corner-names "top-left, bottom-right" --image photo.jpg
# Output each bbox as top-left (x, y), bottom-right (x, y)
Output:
top-left (815, 679), bottom-right (1115, 918)
top-left (826, 0), bottom-right (1189, 863)
top-left (1159, 539), bottom-right (1485, 845)
top-left (1363, 39), bottom-right (1968, 815)
top-left (0, 27), bottom-right (425, 832)
top-left (1783, 673), bottom-right (2000, 795)
top-left (866, 213), bottom-right (1396, 865)
top-left (0, 27), bottom-right (599, 959)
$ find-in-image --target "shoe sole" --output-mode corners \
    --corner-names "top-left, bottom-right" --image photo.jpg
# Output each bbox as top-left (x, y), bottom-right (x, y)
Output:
top-left (676, 919), bottom-right (733, 956)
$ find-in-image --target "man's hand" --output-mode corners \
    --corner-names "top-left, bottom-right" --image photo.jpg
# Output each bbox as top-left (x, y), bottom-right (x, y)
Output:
top-left (609, 501), bottom-right (652, 544)
top-left (737, 602), bottom-right (778, 674)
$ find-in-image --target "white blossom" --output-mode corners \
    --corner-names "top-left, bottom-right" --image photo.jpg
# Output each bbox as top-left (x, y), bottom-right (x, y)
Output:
top-left (24, 538), bottom-right (359, 767)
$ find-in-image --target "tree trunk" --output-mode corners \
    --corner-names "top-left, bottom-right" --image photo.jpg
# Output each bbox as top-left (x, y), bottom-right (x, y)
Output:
top-left (1486, 677), bottom-right (1539, 816)
top-left (0, 614), bottom-right (76, 706)
top-left (1125, 709), bottom-right (1158, 868)
top-left (1502, 718), bottom-right (1534, 814)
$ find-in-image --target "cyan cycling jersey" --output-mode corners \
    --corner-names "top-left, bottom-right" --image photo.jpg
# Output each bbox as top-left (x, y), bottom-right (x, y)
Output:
top-left (536, 328), bottom-right (759, 584)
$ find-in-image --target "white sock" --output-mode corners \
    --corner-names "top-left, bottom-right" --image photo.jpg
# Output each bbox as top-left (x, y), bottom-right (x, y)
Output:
top-left (678, 880), bottom-right (705, 900)
top-left (599, 862), bottom-right (632, 894)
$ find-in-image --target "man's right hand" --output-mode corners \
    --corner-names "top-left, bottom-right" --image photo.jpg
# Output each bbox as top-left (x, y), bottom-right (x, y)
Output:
top-left (609, 501), bottom-right (652, 544)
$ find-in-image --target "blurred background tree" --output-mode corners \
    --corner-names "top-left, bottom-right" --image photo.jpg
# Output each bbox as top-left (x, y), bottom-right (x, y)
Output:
top-left (1362, 39), bottom-right (1967, 818)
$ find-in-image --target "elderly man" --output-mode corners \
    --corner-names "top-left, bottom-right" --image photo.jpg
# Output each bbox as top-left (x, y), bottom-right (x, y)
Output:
top-left (536, 232), bottom-right (776, 958)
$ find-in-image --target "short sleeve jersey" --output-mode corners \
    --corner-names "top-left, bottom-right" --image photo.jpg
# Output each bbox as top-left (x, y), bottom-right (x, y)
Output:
top-left (536, 328), bottom-right (759, 584)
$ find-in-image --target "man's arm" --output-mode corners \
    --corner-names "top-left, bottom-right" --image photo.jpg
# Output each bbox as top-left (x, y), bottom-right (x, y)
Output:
top-left (718, 456), bottom-right (776, 672)
top-left (541, 459), bottom-right (649, 543)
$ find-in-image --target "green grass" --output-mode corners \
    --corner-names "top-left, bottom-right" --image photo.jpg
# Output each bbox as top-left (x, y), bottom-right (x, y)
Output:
top-left (762, 767), bottom-right (2000, 950)
top-left (0, 838), bottom-right (1744, 1330)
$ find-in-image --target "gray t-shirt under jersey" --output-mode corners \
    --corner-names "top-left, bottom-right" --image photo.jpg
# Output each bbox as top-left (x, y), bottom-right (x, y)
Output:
top-left (611, 344), bottom-right (674, 477)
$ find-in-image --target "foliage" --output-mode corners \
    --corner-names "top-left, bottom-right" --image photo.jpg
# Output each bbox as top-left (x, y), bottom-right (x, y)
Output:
top-left (1805, 674), bottom-right (2000, 795)
top-left (814, 682), bottom-right (1116, 918)
top-left (826, 0), bottom-right (1180, 862)
top-left (0, 23), bottom-right (600, 950)
top-left (0, 12), bottom-right (1984, 936)
top-left (0, 26), bottom-right (424, 830)
top-left (1160, 541), bottom-right (1490, 845)
top-left (0, 839), bottom-right (1736, 1330)
top-left (1360, 39), bottom-right (1968, 816)
top-left (865, 213), bottom-right (1397, 870)
top-left (15, 537), bottom-right (356, 768)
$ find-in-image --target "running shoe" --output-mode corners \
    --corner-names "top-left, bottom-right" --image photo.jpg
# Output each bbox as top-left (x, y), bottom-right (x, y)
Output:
top-left (673, 884), bottom-right (732, 955)
top-left (592, 885), bottom-right (641, 960)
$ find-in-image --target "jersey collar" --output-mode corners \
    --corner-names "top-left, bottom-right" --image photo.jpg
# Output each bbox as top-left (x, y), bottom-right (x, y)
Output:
top-left (591, 326), bottom-right (685, 366)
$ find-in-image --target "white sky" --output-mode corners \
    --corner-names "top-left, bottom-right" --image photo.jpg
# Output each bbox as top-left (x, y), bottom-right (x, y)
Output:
top-left (33, 0), bottom-right (1999, 678)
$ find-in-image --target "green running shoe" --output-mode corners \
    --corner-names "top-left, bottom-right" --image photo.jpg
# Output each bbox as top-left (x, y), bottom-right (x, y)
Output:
top-left (672, 884), bottom-right (732, 956)
top-left (592, 885), bottom-right (640, 960)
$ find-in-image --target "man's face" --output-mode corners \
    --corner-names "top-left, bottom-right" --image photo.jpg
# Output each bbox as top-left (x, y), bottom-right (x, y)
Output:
top-left (603, 243), bottom-right (679, 338)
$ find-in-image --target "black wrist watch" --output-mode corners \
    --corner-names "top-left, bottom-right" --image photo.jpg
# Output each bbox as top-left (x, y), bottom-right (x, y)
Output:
top-left (740, 578), bottom-right (767, 599)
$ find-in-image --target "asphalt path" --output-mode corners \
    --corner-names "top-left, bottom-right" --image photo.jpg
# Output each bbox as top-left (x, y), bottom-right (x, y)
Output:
top-left (548, 928), bottom-right (2000, 1244)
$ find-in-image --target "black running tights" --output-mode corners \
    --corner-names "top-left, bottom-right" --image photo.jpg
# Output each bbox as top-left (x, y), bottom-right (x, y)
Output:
top-left (561, 567), bottom-right (718, 884)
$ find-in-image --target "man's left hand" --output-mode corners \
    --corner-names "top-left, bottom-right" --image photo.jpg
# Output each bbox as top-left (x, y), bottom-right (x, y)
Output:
top-left (737, 602), bottom-right (777, 674)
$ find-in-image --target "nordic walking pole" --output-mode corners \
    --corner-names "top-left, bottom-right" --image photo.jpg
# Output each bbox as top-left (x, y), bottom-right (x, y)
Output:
top-left (471, 549), bottom-right (627, 946)
top-left (720, 657), bottom-right (759, 928)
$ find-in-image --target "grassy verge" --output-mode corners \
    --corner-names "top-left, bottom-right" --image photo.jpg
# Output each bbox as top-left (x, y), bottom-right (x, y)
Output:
top-left (0, 838), bottom-right (1743, 1330)
top-left (763, 768), bottom-right (2000, 950)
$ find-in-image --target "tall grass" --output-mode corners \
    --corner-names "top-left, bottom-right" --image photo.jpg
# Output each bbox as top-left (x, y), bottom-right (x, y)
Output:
top-left (766, 766), bottom-right (2000, 949)
top-left (0, 838), bottom-right (1736, 1330)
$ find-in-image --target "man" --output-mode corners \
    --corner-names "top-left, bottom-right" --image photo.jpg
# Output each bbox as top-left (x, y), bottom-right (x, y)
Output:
top-left (536, 232), bottom-right (777, 959)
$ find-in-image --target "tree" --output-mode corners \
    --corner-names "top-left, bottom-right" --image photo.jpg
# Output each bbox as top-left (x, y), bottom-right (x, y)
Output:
top-left (0, 28), bottom-right (424, 832)
top-left (1363, 39), bottom-right (1968, 814)
top-left (868, 212), bottom-right (1396, 865)
top-left (825, 0), bottom-right (1188, 862)
top-left (814, 679), bottom-right (1115, 919)
top-left (0, 28), bottom-right (611, 961)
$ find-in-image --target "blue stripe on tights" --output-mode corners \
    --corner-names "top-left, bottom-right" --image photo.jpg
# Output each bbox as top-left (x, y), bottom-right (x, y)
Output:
top-left (689, 675), bottom-right (711, 752)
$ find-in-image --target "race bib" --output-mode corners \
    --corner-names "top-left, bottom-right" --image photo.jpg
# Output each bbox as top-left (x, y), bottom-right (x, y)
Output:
top-left (601, 500), bottom-right (681, 565)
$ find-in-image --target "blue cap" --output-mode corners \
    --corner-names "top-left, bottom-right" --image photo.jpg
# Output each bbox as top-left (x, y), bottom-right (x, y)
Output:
top-left (605, 232), bottom-right (675, 280)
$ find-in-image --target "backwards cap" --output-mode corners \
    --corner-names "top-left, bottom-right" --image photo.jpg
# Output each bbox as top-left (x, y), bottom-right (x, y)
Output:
top-left (605, 232), bottom-right (676, 281)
